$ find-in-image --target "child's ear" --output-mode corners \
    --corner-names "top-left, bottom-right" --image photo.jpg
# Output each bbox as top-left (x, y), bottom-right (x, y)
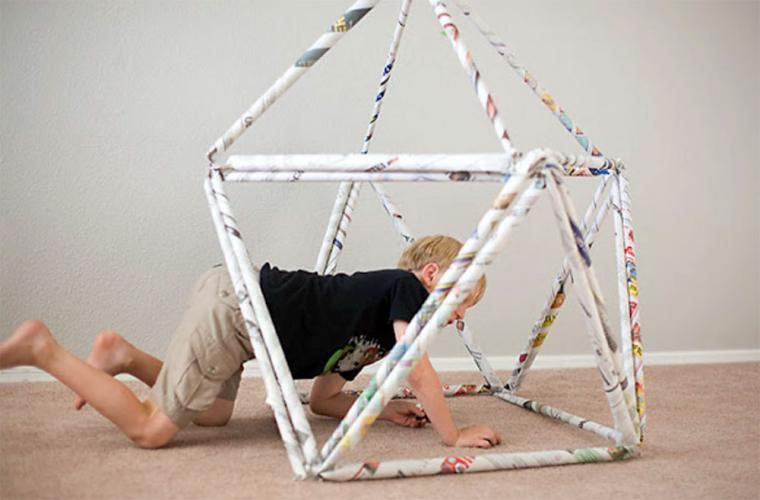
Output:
top-left (423, 262), bottom-right (440, 288)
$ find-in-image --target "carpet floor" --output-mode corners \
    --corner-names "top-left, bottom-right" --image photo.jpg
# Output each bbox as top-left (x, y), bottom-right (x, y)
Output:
top-left (1, 363), bottom-right (758, 499)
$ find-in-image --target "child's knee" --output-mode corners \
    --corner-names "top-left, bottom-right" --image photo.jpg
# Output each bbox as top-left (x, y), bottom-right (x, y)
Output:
top-left (192, 415), bottom-right (231, 427)
top-left (192, 399), bottom-right (234, 427)
top-left (132, 408), bottom-right (180, 449)
top-left (134, 430), bottom-right (172, 449)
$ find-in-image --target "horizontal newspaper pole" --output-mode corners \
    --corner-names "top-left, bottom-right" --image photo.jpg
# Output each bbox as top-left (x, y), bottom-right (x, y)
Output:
top-left (224, 153), bottom-right (512, 173)
top-left (220, 156), bottom-right (614, 183)
top-left (319, 445), bottom-right (639, 481)
top-left (223, 171), bottom-right (507, 183)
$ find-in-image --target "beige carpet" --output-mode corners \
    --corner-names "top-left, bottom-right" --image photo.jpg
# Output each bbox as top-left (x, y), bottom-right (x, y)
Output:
top-left (1, 363), bottom-right (758, 499)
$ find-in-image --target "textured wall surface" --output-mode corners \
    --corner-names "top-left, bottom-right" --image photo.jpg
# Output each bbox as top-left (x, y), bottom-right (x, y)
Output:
top-left (1, 0), bottom-right (758, 361)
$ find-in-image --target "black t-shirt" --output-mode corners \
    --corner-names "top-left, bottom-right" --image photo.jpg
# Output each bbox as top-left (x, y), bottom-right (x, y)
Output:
top-left (259, 263), bottom-right (429, 380)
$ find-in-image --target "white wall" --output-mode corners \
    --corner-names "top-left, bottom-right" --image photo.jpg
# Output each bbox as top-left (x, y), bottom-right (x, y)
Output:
top-left (1, 0), bottom-right (758, 362)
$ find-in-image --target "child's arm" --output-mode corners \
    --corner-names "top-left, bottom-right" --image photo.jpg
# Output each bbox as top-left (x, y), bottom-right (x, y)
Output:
top-left (309, 372), bottom-right (427, 427)
top-left (308, 372), bottom-right (355, 419)
top-left (393, 320), bottom-right (502, 448)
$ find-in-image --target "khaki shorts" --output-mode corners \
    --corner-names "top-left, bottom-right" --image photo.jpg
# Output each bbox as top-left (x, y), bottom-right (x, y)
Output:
top-left (149, 266), bottom-right (254, 428)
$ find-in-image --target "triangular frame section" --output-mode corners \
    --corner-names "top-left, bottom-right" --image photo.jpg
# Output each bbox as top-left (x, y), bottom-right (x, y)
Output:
top-left (203, 0), bottom-right (645, 480)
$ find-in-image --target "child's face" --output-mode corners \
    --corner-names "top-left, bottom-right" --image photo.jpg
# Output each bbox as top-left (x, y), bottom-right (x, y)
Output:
top-left (446, 292), bottom-right (478, 325)
top-left (415, 262), bottom-right (481, 325)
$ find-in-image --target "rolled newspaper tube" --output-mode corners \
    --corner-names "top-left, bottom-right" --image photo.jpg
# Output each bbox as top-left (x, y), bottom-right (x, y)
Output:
top-left (225, 153), bottom-right (511, 173)
top-left (544, 169), bottom-right (637, 445)
top-left (223, 152), bottom-right (611, 175)
top-left (320, 445), bottom-right (639, 481)
top-left (544, 150), bottom-right (617, 174)
top-left (506, 175), bottom-right (614, 392)
top-left (315, 182), bottom-right (355, 274)
top-left (205, 175), bottom-right (309, 477)
top-left (359, 0), bottom-right (416, 243)
top-left (395, 383), bottom-right (493, 399)
top-left (493, 390), bottom-right (621, 442)
top-left (206, 0), bottom-right (380, 164)
top-left (223, 171), bottom-right (509, 183)
top-left (369, 182), bottom-right (415, 244)
top-left (325, 182), bottom-right (362, 275)
top-left (554, 174), bottom-right (638, 437)
top-left (323, 0), bottom-right (414, 274)
top-left (429, 0), bottom-right (518, 160)
top-left (454, 1), bottom-right (611, 168)
top-left (617, 169), bottom-right (645, 438)
top-left (360, 0), bottom-right (413, 156)
top-left (208, 172), bottom-right (322, 471)
top-left (612, 173), bottom-right (637, 427)
top-left (456, 320), bottom-right (503, 389)
top-left (320, 156), bottom-right (547, 472)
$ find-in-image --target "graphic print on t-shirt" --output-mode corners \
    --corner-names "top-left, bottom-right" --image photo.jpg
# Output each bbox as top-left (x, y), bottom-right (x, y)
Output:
top-left (322, 335), bottom-right (386, 375)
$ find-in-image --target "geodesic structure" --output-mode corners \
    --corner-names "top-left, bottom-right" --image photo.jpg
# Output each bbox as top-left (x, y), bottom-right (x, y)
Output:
top-left (203, 0), bottom-right (645, 481)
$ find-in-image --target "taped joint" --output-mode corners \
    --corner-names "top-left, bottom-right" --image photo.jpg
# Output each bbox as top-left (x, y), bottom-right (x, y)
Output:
top-left (208, 162), bottom-right (227, 182)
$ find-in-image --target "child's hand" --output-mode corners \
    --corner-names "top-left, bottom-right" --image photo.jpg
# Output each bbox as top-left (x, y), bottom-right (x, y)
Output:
top-left (379, 401), bottom-right (429, 428)
top-left (454, 425), bottom-right (502, 448)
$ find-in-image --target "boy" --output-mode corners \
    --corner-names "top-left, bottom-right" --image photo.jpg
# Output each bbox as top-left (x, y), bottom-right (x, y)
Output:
top-left (0, 235), bottom-right (501, 450)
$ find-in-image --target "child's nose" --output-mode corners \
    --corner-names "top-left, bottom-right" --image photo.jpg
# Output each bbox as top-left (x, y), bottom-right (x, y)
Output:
top-left (446, 307), bottom-right (466, 326)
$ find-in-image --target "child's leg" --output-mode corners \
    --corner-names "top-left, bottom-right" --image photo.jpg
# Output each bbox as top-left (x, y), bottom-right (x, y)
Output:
top-left (74, 330), bottom-right (162, 409)
top-left (0, 320), bottom-right (179, 448)
top-left (74, 331), bottom-right (237, 427)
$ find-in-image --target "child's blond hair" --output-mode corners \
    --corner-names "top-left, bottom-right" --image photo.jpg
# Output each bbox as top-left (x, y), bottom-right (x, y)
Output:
top-left (397, 235), bottom-right (487, 304)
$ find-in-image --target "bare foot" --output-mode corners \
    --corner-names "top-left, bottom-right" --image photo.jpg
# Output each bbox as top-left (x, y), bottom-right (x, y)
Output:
top-left (0, 320), bottom-right (57, 370)
top-left (74, 330), bottom-right (132, 410)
